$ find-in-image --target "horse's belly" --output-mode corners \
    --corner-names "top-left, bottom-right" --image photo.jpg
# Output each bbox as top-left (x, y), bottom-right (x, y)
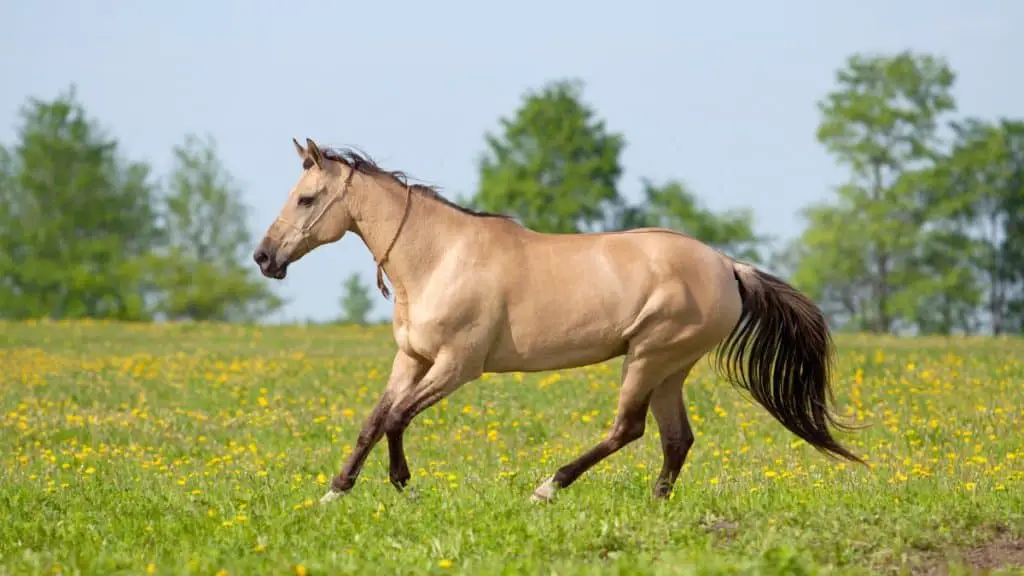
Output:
top-left (484, 339), bottom-right (626, 373)
top-left (484, 302), bottom-right (632, 373)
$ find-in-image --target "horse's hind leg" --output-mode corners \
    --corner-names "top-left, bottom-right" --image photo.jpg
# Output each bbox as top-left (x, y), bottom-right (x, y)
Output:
top-left (531, 350), bottom-right (675, 501)
top-left (649, 363), bottom-right (697, 499)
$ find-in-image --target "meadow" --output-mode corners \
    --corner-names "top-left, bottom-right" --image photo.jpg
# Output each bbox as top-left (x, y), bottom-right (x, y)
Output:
top-left (1, 320), bottom-right (1021, 575)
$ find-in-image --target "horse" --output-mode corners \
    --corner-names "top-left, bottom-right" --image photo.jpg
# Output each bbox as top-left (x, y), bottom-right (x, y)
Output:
top-left (253, 137), bottom-right (862, 505)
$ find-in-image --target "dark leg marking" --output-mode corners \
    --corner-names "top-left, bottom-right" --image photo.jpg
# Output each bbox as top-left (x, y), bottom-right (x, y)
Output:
top-left (649, 366), bottom-right (696, 499)
top-left (386, 428), bottom-right (411, 490)
top-left (330, 393), bottom-right (393, 494)
top-left (550, 401), bottom-right (651, 489)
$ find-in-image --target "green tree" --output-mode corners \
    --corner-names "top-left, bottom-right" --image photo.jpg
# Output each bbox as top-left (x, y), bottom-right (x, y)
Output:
top-left (893, 156), bottom-right (982, 335)
top-left (338, 272), bottom-right (374, 325)
top-left (794, 50), bottom-right (958, 333)
top-left (151, 134), bottom-right (284, 322)
top-left (934, 118), bottom-right (1024, 334)
top-left (473, 79), bottom-right (625, 233)
top-left (613, 179), bottom-right (766, 263)
top-left (788, 204), bottom-right (873, 331)
top-left (0, 145), bottom-right (16, 305)
top-left (0, 87), bottom-right (161, 320)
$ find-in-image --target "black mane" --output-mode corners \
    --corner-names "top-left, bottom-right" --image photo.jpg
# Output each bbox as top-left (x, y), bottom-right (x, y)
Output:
top-left (321, 146), bottom-right (511, 220)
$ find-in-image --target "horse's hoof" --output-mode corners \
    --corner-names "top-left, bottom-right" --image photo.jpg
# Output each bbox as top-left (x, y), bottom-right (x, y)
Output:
top-left (319, 489), bottom-right (344, 505)
top-left (652, 481), bottom-right (674, 500)
top-left (530, 475), bottom-right (559, 503)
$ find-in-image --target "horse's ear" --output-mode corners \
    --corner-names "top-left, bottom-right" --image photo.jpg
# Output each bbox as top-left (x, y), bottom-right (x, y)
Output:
top-left (305, 137), bottom-right (323, 168)
top-left (292, 138), bottom-right (306, 161)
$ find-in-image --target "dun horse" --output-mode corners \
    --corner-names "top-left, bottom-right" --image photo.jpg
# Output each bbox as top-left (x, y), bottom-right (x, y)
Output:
top-left (254, 138), bottom-right (862, 505)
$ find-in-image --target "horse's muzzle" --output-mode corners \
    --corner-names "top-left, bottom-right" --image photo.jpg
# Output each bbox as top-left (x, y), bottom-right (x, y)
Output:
top-left (253, 245), bottom-right (288, 279)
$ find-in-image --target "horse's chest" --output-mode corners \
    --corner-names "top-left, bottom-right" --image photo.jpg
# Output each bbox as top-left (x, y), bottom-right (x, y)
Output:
top-left (398, 295), bottom-right (485, 362)
top-left (391, 303), bottom-right (445, 361)
top-left (391, 304), bottom-right (414, 356)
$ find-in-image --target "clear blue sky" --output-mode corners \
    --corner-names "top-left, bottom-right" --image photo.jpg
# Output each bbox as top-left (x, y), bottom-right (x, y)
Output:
top-left (3, 0), bottom-right (1022, 323)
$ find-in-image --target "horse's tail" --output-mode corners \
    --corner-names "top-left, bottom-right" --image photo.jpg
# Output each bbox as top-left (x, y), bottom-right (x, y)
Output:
top-left (715, 260), bottom-right (863, 464)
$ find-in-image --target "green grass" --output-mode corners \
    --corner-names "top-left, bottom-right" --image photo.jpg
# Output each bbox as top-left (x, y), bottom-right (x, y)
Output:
top-left (1, 320), bottom-right (1022, 575)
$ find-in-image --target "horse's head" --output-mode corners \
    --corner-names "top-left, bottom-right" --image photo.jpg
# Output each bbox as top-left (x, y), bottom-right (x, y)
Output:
top-left (253, 138), bottom-right (354, 279)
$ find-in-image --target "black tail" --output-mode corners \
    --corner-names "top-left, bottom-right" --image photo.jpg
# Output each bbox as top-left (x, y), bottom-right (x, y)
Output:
top-left (715, 262), bottom-right (863, 464)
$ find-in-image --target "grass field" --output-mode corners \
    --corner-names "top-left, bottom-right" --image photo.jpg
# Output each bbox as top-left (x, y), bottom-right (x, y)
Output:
top-left (1, 320), bottom-right (1022, 575)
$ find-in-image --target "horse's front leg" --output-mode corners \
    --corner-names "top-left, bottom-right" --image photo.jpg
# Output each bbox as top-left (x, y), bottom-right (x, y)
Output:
top-left (321, 350), bottom-right (426, 504)
top-left (386, 426), bottom-right (411, 491)
top-left (380, 351), bottom-right (481, 483)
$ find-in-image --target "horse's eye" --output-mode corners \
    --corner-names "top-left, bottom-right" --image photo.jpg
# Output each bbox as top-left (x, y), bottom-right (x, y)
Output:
top-left (297, 196), bottom-right (315, 207)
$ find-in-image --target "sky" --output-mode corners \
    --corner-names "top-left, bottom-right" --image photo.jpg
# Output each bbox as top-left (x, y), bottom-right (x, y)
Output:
top-left (2, 0), bottom-right (1022, 323)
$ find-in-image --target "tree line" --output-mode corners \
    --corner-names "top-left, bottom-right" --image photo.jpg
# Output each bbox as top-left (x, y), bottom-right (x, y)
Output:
top-left (4, 50), bottom-right (1022, 335)
top-left (0, 88), bottom-right (282, 323)
top-left (785, 52), bottom-right (1023, 335)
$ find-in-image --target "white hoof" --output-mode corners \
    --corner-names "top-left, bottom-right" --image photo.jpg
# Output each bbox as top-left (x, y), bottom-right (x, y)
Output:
top-left (319, 489), bottom-right (344, 505)
top-left (530, 475), bottom-right (559, 502)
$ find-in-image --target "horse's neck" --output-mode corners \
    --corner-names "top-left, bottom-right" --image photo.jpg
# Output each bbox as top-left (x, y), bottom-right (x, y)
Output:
top-left (348, 176), bottom-right (445, 300)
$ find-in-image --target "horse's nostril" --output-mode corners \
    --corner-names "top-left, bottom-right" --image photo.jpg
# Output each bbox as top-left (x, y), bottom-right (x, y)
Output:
top-left (253, 249), bottom-right (269, 265)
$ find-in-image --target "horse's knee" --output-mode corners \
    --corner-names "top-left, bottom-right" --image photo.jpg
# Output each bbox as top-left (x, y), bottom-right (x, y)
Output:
top-left (383, 409), bottom-right (407, 436)
top-left (673, 425), bottom-right (695, 452)
top-left (663, 437), bottom-right (692, 463)
top-left (681, 425), bottom-right (695, 451)
top-left (611, 417), bottom-right (646, 447)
